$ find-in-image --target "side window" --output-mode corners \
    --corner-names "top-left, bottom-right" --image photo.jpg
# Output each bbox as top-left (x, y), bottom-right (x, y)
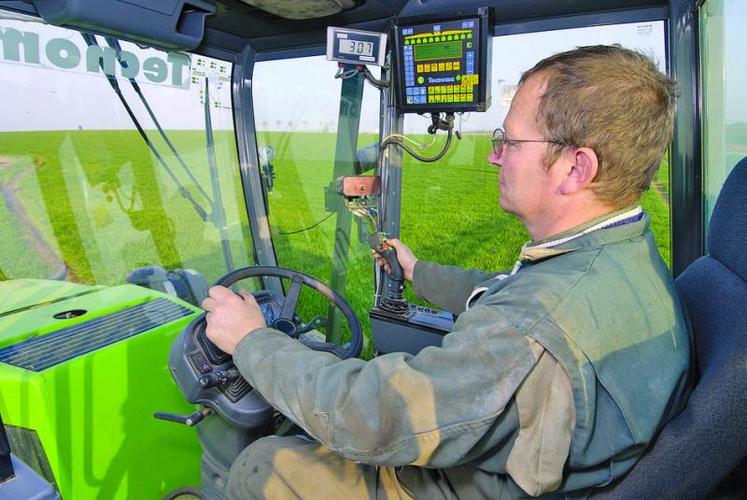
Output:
top-left (252, 56), bottom-right (381, 348)
top-left (700, 0), bottom-right (747, 227)
top-left (400, 21), bottom-right (672, 268)
top-left (0, 14), bottom-right (253, 285)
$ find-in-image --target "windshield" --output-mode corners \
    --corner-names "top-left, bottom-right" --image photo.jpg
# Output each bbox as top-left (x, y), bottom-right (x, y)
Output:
top-left (252, 56), bottom-right (382, 351)
top-left (0, 14), bottom-right (254, 286)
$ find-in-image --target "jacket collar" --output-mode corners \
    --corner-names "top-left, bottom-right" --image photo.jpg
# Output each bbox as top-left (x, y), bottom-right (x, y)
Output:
top-left (519, 206), bottom-right (647, 263)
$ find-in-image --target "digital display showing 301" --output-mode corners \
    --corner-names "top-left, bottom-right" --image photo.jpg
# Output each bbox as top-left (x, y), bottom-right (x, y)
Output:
top-left (338, 39), bottom-right (374, 57)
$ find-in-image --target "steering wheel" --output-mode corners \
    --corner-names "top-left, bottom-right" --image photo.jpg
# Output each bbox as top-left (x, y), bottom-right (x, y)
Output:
top-left (169, 266), bottom-right (363, 428)
top-left (213, 266), bottom-right (362, 358)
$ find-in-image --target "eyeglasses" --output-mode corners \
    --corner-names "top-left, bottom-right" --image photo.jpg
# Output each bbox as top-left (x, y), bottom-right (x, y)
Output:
top-left (491, 127), bottom-right (568, 155)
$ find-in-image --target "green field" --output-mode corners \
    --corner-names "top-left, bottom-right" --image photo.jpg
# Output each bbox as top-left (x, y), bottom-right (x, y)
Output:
top-left (0, 130), bottom-right (253, 284)
top-left (0, 129), bottom-right (671, 356)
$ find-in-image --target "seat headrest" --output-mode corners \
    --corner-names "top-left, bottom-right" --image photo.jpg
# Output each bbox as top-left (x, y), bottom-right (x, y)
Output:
top-left (708, 156), bottom-right (747, 281)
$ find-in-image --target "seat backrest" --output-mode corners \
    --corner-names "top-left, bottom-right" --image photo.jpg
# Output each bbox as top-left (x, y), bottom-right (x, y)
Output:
top-left (594, 156), bottom-right (747, 500)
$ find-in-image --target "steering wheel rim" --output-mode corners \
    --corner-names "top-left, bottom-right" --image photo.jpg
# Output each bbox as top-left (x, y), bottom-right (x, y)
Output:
top-left (213, 265), bottom-right (363, 359)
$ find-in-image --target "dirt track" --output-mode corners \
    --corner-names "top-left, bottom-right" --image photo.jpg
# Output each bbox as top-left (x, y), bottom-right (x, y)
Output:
top-left (0, 156), bottom-right (68, 279)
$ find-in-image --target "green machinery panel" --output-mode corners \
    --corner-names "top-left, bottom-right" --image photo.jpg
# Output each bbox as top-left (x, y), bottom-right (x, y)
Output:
top-left (0, 279), bottom-right (203, 498)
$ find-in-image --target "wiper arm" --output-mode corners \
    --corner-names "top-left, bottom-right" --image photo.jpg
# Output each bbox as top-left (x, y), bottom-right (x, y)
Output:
top-left (203, 77), bottom-right (234, 272)
top-left (104, 37), bottom-right (214, 206)
top-left (81, 33), bottom-right (209, 221)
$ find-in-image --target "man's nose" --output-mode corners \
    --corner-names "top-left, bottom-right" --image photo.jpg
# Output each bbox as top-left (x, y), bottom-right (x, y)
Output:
top-left (488, 149), bottom-right (502, 165)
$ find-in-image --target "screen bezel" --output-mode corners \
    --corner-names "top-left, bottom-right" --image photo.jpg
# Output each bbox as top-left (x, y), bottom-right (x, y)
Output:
top-left (392, 7), bottom-right (492, 114)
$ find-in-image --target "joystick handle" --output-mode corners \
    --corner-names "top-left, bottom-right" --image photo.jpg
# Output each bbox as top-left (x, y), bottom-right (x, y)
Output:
top-left (368, 232), bottom-right (405, 293)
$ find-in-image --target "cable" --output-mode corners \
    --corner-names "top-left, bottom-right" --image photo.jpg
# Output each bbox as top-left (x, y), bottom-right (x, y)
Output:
top-left (374, 148), bottom-right (389, 303)
top-left (457, 112), bottom-right (465, 140)
top-left (381, 128), bottom-right (454, 163)
top-left (380, 133), bottom-right (437, 151)
top-left (276, 212), bottom-right (334, 236)
top-left (362, 66), bottom-right (389, 89)
top-left (335, 66), bottom-right (360, 79)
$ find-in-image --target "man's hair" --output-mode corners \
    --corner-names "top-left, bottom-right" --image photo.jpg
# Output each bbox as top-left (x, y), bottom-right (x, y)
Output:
top-left (520, 45), bottom-right (676, 207)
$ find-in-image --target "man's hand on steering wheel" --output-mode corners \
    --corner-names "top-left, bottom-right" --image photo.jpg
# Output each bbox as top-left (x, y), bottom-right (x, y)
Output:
top-left (202, 285), bottom-right (267, 355)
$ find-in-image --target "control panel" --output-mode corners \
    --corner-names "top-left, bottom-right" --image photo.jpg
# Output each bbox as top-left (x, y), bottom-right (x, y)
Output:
top-left (393, 8), bottom-right (491, 113)
top-left (370, 303), bottom-right (454, 355)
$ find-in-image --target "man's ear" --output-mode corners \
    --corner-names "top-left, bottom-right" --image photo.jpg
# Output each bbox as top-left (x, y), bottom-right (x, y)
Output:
top-left (559, 147), bottom-right (599, 195)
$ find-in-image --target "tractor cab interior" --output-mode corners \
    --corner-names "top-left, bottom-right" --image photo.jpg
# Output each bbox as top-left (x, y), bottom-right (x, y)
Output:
top-left (0, 0), bottom-right (745, 498)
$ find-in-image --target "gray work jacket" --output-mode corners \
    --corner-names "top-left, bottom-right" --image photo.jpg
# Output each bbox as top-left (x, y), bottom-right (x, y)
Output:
top-left (233, 211), bottom-right (691, 496)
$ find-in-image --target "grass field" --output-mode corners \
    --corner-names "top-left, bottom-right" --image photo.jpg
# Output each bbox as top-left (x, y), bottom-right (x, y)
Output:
top-left (1, 129), bottom-right (672, 355)
top-left (0, 130), bottom-right (253, 285)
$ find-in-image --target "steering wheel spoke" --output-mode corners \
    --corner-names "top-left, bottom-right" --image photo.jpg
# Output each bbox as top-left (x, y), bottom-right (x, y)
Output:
top-left (281, 275), bottom-right (304, 316)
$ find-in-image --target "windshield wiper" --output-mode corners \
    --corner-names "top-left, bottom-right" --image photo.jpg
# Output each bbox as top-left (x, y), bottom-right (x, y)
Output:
top-left (83, 33), bottom-right (235, 272)
top-left (104, 37), bottom-right (214, 206)
top-left (81, 33), bottom-right (209, 221)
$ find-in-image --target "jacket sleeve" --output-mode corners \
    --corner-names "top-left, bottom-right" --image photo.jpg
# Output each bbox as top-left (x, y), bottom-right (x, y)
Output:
top-left (412, 261), bottom-right (499, 314)
top-left (232, 303), bottom-right (537, 468)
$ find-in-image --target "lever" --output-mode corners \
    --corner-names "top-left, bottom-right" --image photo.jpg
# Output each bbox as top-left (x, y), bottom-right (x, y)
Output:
top-left (197, 368), bottom-right (240, 388)
top-left (154, 407), bottom-right (212, 426)
top-left (368, 232), bottom-right (405, 300)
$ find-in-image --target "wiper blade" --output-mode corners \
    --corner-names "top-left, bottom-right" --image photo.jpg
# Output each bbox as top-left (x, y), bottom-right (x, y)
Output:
top-left (104, 37), bottom-right (214, 206)
top-left (81, 33), bottom-right (209, 221)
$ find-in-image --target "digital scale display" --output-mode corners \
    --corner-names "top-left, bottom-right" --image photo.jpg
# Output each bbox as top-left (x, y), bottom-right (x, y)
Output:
top-left (393, 8), bottom-right (491, 113)
top-left (326, 27), bottom-right (387, 66)
top-left (338, 39), bottom-right (374, 57)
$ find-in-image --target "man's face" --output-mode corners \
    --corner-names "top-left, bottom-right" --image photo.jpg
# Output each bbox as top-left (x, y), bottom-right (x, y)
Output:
top-left (491, 74), bottom-right (560, 225)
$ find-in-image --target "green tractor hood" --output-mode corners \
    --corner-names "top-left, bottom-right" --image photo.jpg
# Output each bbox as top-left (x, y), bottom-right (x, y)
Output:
top-left (0, 279), bottom-right (204, 499)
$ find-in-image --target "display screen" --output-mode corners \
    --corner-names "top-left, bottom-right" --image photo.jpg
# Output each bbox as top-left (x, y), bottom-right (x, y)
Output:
top-left (414, 41), bottom-right (462, 61)
top-left (395, 11), bottom-right (491, 112)
top-left (338, 39), bottom-right (374, 57)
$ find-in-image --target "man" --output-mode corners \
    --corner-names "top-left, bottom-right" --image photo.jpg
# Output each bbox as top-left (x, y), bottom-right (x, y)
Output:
top-left (202, 45), bottom-right (690, 498)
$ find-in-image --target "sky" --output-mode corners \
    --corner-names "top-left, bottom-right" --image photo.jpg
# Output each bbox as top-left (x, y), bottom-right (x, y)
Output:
top-left (2, 11), bottom-right (742, 135)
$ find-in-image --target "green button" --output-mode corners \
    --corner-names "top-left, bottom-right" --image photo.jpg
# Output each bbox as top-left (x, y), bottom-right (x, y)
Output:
top-left (467, 33), bottom-right (473, 39)
top-left (417, 76), bottom-right (424, 84)
top-left (455, 74), bottom-right (461, 81)
top-left (447, 35), bottom-right (453, 41)
top-left (467, 42), bottom-right (472, 48)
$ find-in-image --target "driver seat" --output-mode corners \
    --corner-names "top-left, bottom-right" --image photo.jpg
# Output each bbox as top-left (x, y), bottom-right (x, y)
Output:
top-left (594, 156), bottom-right (747, 499)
